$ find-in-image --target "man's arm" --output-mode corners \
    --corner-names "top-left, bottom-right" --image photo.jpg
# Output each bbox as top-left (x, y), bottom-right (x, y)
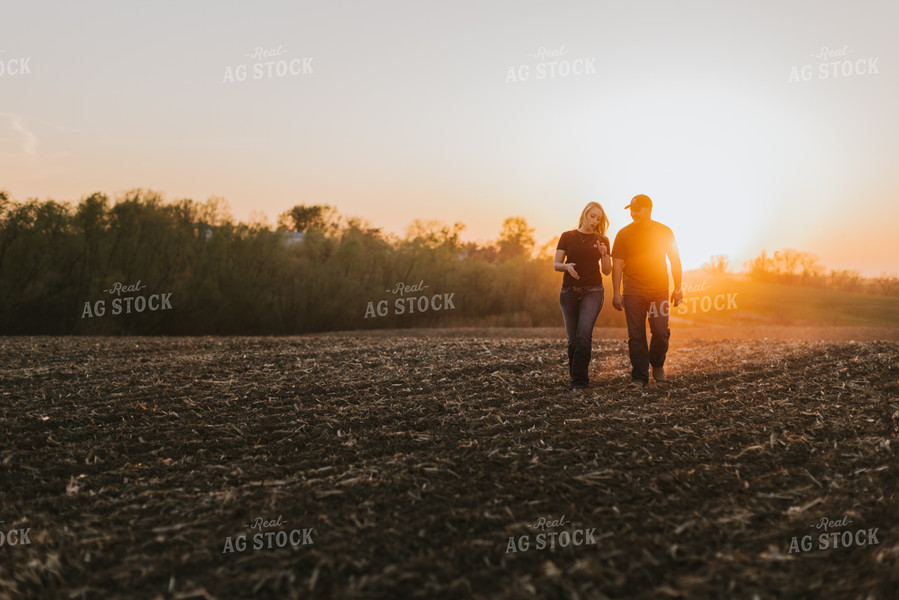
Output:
top-left (668, 238), bottom-right (683, 306)
top-left (599, 240), bottom-right (612, 275)
top-left (610, 232), bottom-right (625, 310)
top-left (612, 258), bottom-right (624, 311)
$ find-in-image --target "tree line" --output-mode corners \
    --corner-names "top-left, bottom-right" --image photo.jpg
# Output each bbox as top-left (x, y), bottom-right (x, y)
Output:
top-left (0, 190), bottom-right (599, 334)
top-left (741, 249), bottom-right (899, 296)
top-left (2, 189), bottom-right (895, 335)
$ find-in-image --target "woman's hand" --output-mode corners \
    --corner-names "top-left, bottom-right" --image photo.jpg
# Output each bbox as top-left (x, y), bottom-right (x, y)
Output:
top-left (598, 243), bottom-right (609, 257)
top-left (565, 263), bottom-right (580, 280)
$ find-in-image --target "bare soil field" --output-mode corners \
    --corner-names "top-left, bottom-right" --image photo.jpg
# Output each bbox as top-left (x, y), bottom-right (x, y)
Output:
top-left (1, 332), bottom-right (897, 599)
top-left (323, 326), bottom-right (899, 341)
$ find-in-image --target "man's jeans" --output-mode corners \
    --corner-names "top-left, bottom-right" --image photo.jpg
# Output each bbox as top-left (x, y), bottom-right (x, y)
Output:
top-left (622, 294), bottom-right (670, 383)
top-left (559, 285), bottom-right (604, 386)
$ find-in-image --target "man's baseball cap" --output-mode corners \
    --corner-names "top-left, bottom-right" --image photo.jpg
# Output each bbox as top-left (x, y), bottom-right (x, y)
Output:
top-left (624, 194), bottom-right (652, 210)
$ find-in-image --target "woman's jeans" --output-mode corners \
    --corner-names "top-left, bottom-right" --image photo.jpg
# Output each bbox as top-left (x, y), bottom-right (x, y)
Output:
top-left (559, 285), bottom-right (604, 386)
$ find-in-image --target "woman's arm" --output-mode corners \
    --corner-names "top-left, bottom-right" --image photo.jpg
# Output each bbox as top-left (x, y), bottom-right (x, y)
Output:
top-left (553, 249), bottom-right (579, 279)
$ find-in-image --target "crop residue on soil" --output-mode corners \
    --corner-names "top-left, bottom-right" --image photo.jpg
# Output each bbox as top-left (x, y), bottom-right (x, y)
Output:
top-left (1, 335), bottom-right (897, 599)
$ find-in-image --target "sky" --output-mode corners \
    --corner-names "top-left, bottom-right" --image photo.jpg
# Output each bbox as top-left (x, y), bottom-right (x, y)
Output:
top-left (2, 0), bottom-right (898, 275)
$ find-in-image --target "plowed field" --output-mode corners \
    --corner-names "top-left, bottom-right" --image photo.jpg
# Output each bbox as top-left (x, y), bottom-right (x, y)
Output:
top-left (1, 333), bottom-right (897, 599)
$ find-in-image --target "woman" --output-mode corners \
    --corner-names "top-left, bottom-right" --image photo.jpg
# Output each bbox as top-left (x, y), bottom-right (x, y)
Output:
top-left (553, 202), bottom-right (612, 389)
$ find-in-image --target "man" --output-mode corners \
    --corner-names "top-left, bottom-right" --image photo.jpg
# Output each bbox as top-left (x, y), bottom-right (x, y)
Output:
top-left (611, 194), bottom-right (683, 388)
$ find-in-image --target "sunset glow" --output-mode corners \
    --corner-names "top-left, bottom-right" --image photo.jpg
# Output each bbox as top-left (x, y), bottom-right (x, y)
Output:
top-left (2, 1), bottom-right (897, 275)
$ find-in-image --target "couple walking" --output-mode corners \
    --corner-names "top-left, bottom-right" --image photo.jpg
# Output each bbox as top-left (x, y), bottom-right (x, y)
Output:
top-left (553, 194), bottom-right (683, 390)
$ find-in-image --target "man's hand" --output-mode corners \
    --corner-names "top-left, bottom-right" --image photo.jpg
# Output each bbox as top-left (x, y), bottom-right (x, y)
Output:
top-left (671, 289), bottom-right (684, 307)
top-left (612, 293), bottom-right (623, 311)
top-left (565, 263), bottom-right (579, 280)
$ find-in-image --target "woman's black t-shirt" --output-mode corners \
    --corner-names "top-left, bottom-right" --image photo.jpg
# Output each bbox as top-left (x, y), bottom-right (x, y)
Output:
top-left (557, 230), bottom-right (609, 288)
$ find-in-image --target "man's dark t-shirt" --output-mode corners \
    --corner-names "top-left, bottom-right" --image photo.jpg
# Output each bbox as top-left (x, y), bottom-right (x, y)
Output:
top-left (611, 221), bottom-right (677, 296)
top-left (556, 230), bottom-right (610, 288)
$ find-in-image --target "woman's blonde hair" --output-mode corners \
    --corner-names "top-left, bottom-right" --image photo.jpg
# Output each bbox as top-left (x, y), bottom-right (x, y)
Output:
top-left (578, 202), bottom-right (609, 235)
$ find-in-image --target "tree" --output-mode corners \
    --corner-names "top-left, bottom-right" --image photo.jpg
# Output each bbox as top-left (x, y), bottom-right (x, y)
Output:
top-left (536, 238), bottom-right (560, 261)
top-left (828, 269), bottom-right (863, 293)
top-left (75, 193), bottom-right (109, 232)
top-left (199, 196), bottom-right (233, 227)
top-left (497, 216), bottom-right (535, 260)
top-left (746, 249), bottom-right (774, 281)
top-left (871, 275), bottom-right (899, 297)
top-left (461, 241), bottom-right (498, 263)
top-left (405, 219), bottom-right (465, 249)
top-left (797, 252), bottom-right (823, 284)
top-left (701, 254), bottom-right (729, 276)
top-left (773, 249), bottom-right (801, 280)
top-left (277, 204), bottom-right (337, 233)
